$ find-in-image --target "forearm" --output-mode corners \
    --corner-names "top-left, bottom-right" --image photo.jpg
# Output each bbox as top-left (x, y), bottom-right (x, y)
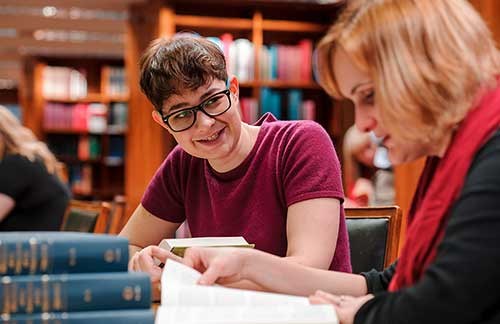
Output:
top-left (241, 249), bottom-right (367, 297)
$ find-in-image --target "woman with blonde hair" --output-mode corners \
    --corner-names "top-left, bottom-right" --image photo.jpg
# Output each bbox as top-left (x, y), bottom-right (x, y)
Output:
top-left (0, 106), bottom-right (70, 230)
top-left (150, 0), bottom-right (500, 323)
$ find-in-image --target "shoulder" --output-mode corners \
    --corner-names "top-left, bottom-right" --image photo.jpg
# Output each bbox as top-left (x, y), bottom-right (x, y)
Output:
top-left (0, 154), bottom-right (36, 170)
top-left (261, 117), bottom-right (329, 140)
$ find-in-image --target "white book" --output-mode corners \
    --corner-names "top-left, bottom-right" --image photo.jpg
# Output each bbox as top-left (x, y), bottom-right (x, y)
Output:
top-left (155, 259), bottom-right (338, 324)
top-left (158, 236), bottom-right (254, 257)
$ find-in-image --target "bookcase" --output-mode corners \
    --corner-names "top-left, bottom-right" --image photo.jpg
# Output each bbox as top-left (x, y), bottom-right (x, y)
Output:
top-left (22, 57), bottom-right (128, 201)
top-left (124, 0), bottom-right (348, 218)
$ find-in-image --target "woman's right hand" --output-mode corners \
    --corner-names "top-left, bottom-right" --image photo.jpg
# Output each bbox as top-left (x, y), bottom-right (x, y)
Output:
top-left (182, 247), bottom-right (248, 285)
top-left (129, 245), bottom-right (182, 284)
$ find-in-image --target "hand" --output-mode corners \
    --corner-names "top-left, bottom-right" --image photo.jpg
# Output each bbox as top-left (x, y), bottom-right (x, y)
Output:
top-left (309, 290), bottom-right (374, 324)
top-left (129, 246), bottom-right (182, 284)
top-left (182, 247), bottom-right (247, 285)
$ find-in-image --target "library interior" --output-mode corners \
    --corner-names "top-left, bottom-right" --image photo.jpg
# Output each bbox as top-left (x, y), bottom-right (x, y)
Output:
top-left (1, 0), bottom-right (500, 323)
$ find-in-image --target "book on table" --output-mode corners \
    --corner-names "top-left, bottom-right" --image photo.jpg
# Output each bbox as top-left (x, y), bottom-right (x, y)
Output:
top-left (2, 309), bottom-right (154, 324)
top-left (158, 236), bottom-right (255, 257)
top-left (0, 232), bottom-right (128, 275)
top-left (0, 272), bottom-right (151, 314)
top-left (154, 259), bottom-right (339, 324)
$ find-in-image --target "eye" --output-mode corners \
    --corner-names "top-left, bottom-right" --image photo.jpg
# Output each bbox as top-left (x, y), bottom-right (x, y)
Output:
top-left (204, 95), bottom-right (223, 108)
top-left (362, 91), bottom-right (375, 105)
top-left (173, 110), bottom-right (194, 120)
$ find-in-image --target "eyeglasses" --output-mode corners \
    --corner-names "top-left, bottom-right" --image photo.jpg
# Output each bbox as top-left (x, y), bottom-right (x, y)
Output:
top-left (161, 89), bottom-right (232, 132)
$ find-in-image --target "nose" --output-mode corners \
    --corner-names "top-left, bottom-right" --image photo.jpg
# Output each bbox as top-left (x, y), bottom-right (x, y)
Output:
top-left (354, 105), bottom-right (377, 133)
top-left (194, 109), bottom-right (215, 129)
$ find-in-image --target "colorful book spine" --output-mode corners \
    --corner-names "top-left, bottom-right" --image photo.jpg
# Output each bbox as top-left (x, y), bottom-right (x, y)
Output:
top-left (0, 272), bottom-right (150, 314)
top-left (0, 232), bottom-right (129, 275)
top-left (2, 309), bottom-right (154, 324)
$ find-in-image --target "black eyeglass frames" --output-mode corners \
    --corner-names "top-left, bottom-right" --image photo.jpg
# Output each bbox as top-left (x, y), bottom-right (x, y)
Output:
top-left (161, 89), bottom-right (232, 132)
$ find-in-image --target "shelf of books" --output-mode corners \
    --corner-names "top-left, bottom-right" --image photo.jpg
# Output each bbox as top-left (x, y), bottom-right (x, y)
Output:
top-left (32, 57), bottom-right (129, 200)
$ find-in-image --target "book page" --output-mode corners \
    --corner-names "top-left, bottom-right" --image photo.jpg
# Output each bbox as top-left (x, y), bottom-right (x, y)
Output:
top-left (161, 260), bottom-right (308, 307)
top-left (155, 305), bottom-right (338, 324)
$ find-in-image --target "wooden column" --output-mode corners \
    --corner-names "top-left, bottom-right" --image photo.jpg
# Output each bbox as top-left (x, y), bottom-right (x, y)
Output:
top-left (470, 0), bottom-right (500, 44)
top-left (124, 0), bottom-right (176, 219)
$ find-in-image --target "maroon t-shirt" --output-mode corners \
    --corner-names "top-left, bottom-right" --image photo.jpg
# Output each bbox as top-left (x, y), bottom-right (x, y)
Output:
top-left (142, 113), bottom-right (351, 272)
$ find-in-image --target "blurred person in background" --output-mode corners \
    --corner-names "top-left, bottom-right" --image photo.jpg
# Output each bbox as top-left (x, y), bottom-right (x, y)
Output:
top-left (0, 105), bottom-right (70, 231)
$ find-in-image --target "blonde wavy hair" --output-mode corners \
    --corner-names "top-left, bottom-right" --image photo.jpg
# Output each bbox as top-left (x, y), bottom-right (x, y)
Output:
top-left (316, 0), bottom-right (500, 143)
top-left (0, 105), bottom-right (58, 174)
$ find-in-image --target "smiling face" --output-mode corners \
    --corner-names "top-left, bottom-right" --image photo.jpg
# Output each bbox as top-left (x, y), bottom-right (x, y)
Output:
top-left (333, 48), bottom-right (431, 165)
top-left (152, 77), bottom-right (245, 168)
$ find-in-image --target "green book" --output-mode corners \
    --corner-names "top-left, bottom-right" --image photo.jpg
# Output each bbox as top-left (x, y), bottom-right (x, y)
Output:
top-left (158, 236), bottom-right (254, 257)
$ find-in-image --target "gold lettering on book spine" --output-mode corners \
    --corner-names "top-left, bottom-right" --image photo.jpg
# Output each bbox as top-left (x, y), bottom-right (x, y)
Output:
top-left (15, 242), bottom-right (22, 275)
top-left (53, 282), bottom-right (62, 311)
top-left (41, 275), bottom-right (50, 312)
top-left (10, 282), bottom-right (18, 313)
top-left (7, 247), bottom-right (15, 272)
top-left (40, 244), bottom-right (49, 273)
top-left (29, 238), bottom-right (38, 274)
top-left (1, 277), bottom-right (12, 314)
top-left (0, 241), bottom-right (7, 274)
top-left (26, 281), bottom-right (34, 314)
top-left (33, 284), bottom-right (42, 310)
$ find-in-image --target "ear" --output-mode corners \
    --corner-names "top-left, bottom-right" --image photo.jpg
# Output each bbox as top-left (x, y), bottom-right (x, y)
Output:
top-left (151, 110), bottom-right (171, 132)
top-left (228, 75), bottom-right (239, 100)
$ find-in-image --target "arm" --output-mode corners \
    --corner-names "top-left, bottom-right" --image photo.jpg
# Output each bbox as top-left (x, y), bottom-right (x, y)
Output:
top-left (0, 193), bottom-right (15, 223)
top-left (119, 203), bottom-right (182, 278)
top-left (179, 247), bottom-right (367, 297)
top-left (223, 197), bottom-right (342, 291)
top-left (284, 197), bottom-right (339, 269)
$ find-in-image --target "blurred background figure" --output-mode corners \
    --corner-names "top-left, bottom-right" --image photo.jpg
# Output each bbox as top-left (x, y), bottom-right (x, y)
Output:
top-left (342, 125), bottom-right (394, 207)
top-left (0, 105), bottom-right (70, 231)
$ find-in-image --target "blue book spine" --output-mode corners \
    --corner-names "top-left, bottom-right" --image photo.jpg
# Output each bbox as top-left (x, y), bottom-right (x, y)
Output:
top-left (0, 272), bottom-right (150, 314)
top-left (3, 309), bottom-right (154, 324)
top-left (0, 232), bottom-right (129, 275)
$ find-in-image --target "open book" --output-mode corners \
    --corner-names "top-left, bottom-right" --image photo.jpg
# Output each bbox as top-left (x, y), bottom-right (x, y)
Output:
top-left (158, 236), bottom-right (255, 257)
top-left (154, 260), bottom-right (338, 324)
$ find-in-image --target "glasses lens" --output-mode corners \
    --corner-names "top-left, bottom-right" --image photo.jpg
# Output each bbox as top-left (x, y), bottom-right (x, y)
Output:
top-left (168, 109), bottom-right (195, 131)
top-left (203, 92), bottom-right (230, 116)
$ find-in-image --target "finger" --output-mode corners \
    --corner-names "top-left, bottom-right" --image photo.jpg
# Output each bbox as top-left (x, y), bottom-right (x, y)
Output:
top-left (309, 295), bottom-right (331, 305)
top-left (150, 246), bottom-right (180, 264)
top-left (314, 290), bottom-right (342, 305)
top-left (198, 261), bottom-right (223, 285)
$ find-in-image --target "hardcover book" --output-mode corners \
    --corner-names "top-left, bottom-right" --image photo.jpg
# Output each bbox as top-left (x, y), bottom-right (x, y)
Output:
top-left (158, 236), bottom-right (254, 257)
top-left (0, 232), bottom-right (128, 275)
top-left (2, 309), bottom-right (154, 324)
top-left (155, 260), bottom-right (338, 324)
top-left (0, 272), bottom-right (150, 314)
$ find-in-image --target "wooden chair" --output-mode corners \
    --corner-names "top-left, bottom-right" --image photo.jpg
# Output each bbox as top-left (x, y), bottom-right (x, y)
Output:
top-left (60, 200), bottom-right (112, 233)
top-left (107, 195), bottom-right (128, 234)
top-left (345, 206), bottom-right (403, 273)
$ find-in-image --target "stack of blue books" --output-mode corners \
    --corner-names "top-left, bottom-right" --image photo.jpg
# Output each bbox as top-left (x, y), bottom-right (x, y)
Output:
top-left (0, 232), bottom-right (154, 323)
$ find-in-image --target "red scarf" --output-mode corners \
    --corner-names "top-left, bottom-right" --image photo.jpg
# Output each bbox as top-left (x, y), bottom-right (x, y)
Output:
top-left (389, 82), bottom-right (500, 291)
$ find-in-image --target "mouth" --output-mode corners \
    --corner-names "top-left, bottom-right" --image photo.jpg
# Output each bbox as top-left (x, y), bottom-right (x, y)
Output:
top-left (195, 128), bottom-right (225, 143)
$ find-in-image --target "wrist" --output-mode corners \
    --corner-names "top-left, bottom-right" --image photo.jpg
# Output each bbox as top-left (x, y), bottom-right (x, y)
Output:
top-left (239, 248), bottom-right (256, 281)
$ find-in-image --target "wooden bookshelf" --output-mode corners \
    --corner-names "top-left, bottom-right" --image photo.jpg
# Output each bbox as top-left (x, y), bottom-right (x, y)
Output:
top-left (22, 57), bottom-right (129, 201)
top-left (124, 0), bottom-right (346, 218)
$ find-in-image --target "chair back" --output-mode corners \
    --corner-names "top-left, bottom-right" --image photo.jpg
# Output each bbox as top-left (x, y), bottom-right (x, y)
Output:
top-left (60, 200), bottom-right (111, 233)
top-left (345, 206), bottom-right (402, 273)
top-left (107, 195), bottom-right (128, 234)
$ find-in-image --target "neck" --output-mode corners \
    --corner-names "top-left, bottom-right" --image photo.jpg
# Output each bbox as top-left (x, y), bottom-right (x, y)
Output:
top-left (209, 123), bottom-right (260, 173)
